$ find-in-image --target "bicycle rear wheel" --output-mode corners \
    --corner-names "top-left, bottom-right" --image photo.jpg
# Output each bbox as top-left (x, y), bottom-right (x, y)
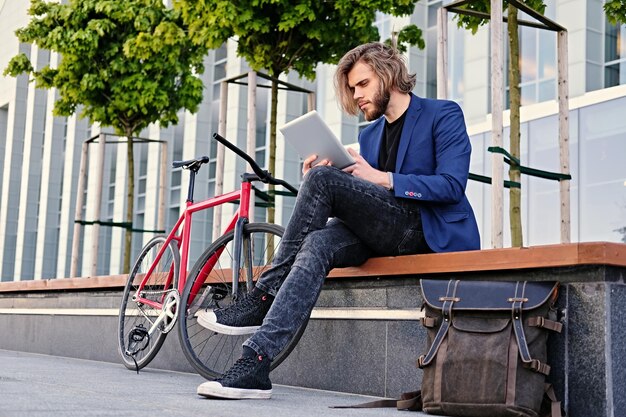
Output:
top-left (118, 235), bottom-right (180, 370)
top-left (178, 222), bottom-right (307, 379)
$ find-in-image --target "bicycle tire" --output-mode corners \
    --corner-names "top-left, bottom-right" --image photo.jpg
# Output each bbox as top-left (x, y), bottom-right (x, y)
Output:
top-left (178, 222), bottom-right (308, 379)
top-left (118, 235), bottom-right (180, 370)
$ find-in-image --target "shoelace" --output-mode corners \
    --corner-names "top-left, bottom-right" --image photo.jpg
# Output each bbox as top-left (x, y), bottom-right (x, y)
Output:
top-left (221, 293), bottom-right (264, 319)
top-left (218, 356), bottom-right (257, 382)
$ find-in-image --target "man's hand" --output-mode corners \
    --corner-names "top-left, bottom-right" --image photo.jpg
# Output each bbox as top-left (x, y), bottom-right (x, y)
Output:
top-left (302, 154), bottom-right (331, 176)
top-left (343, 148), bottom-right (390, 188)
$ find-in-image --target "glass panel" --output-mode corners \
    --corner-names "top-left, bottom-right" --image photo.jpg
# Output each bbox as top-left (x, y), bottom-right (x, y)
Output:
top-left (214, 62), bottom-right (226, 81)
top-left (521, 83), bottom-right (536, 106)
top-left (450, 24), bottom-right (465, 102)
top-left (520, 28), bottom-right (537, 84)
top-left (426, 27), bottom-right (437, 99)
top-left (171, 170), bottom-right (181, 187)
top-left (215, 44), bottom-right (227, 61)
top-left (579, 97), bottom-right (626, 242)
top-left (605, 63), bottom-right (619, 87)
top-left (428, 2), bottom-right (441, 28)
top-left (605, 21), bottom-right (620, 62)
top-left (538, 79), bottom-right (556, 102)
top-left (538, 31), bottom-right (556, 79)
top-left (255, 150), bottom-right (265, 166)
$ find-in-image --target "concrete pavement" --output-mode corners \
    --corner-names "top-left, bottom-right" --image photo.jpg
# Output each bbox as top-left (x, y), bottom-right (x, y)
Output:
top-left (0, 349), bottom-right (428, 417)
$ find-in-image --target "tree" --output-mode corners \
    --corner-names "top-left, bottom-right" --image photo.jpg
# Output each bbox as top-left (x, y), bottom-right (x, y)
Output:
top-left (604, 0), bottom-right (626, 25)
top-left (173, 0), bottom-right (424, 224)
top-left (454, 0), bottom-right (544, 248)
top-left (4, 0), bottom-right (207, 273)
top-left (455, 0), bottom-right (624, 247)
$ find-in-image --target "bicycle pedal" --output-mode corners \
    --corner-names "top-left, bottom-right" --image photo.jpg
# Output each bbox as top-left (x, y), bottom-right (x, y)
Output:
top-left (125, 325), bottom-right (150, 357)
top-left (210, 286), bottom-right (228, 301)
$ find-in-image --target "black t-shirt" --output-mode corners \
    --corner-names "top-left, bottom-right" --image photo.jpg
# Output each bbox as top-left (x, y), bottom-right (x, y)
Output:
top-left (378, 111), bottom-right (407, 172)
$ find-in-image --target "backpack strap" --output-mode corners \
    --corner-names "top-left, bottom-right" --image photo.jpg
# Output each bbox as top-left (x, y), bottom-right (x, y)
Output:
top-left (528, 316), bottom-right (563, 333)
top-left (541, 384), bottom-right (565, 417)
top-left (525, 359), bottom-right (551, 376)
top-left (510, 283), bottom-right (555, 376)
top-left (330, 390), bottom-right (422, 411)
top-left (511, 281), bottom-right (533, 363)
top-left (418, 280), bottom-right (459, 368)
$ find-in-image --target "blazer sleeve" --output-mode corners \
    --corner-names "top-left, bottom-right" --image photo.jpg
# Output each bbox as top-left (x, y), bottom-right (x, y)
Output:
top-left (392, 100), bottom-right (471, 204)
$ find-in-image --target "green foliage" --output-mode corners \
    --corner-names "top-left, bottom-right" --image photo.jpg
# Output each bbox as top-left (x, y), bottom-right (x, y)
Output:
top-left (453, 0), bottom-right (546, 33)
top-left (4, 0), bottom-right (208, 137)
top-left (173, 0), bottom-right (424, 80)
top-left (604, 0), bottom-right (626, 25)
top-left (384, 24), bottom-right (425, 52)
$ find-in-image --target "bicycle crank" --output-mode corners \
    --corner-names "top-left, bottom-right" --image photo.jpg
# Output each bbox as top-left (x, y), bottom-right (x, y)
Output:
top-left (160, 290), bottom-right (180, 334)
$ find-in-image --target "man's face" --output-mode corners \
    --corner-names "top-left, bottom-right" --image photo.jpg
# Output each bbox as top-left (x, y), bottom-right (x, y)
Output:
top-left (347, 61), bottom-right (389, 121)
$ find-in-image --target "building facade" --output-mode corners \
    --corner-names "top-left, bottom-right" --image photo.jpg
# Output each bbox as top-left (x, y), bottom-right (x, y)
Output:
top-left (0, 0), bottom-right (625, 281)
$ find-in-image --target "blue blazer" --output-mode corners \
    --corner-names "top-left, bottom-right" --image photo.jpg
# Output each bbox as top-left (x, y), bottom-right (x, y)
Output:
top-left (358, 94), bottom-right (480, 253)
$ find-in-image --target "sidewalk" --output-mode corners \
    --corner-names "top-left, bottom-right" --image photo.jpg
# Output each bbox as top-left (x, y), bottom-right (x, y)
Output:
top-left (0, 349), bottom-right (428, 417)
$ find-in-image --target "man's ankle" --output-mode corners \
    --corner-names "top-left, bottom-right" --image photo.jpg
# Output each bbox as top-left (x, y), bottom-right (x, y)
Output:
top-left (242, 346), bottom-right (258, 359)
top-left (251, 286), bottom-right (269, 298)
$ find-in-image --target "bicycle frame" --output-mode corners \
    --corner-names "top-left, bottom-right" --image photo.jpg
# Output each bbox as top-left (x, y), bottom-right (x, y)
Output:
top-left (132, 180), bottom-right (253, 312)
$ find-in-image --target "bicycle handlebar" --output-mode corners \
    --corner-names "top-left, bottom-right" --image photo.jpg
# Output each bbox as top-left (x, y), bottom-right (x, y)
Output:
top-left (212, 133), bottom-right (298, 195)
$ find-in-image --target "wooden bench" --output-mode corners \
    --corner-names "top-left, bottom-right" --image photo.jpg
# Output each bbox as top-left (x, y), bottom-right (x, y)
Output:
top-left (1, 241), bottom-right (624, 293)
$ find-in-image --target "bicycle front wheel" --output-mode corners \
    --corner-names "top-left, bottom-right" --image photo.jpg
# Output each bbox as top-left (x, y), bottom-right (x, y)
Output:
top-left (178, 222), bottom-right (306, 379)
top-left (118, 235), bottom-right (180, 370)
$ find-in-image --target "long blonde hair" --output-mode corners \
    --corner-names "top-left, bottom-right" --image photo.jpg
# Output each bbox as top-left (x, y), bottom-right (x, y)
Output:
top-left (334, 42), bottom-right (416, 115)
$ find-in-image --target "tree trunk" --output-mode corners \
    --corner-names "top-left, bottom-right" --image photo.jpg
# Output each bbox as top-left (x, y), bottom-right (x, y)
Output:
top-left (508, 4), bottom-right (523, 247)
top-left (268, 78), bottom-right (278, 226)
top-left (123, 131), bottom-right (135, 273)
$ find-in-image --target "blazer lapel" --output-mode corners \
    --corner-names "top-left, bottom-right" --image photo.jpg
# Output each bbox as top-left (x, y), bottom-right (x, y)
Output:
top-left (367, 119), bottom-right (385, 169)
top-left (395, 94), bottom-right (423, 172)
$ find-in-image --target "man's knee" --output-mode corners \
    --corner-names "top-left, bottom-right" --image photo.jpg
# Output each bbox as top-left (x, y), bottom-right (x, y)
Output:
top-left (302, 165), bottom-right (342, 189)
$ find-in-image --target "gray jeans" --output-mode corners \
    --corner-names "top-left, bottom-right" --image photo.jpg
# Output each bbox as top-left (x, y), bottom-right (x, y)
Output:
top-left (245, 166), bottom-right (430, 359)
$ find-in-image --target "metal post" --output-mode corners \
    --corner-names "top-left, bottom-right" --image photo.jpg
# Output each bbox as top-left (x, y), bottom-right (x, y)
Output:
top-left (213, 81), bottom-right (228, 241)
top-left (247, 71), bottom-right (257, 223)
top-left (157, 140), bottom-right (168, 232)
top-left (490, 0), bottom-right (504, 248)
top-left (558, 30), bottom-right (571, 243)
top-left (307, 92), bottom-right (316, 112)
top-left (70, 141), bottom-right (89, 277)
top-left (90, 133), bottom-right (106, 276)
top-left (437, 7), bottom-right (449, 99)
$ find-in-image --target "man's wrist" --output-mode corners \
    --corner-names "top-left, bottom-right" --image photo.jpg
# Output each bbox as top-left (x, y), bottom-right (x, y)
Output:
top-left (386, 172), bottom-right (394, 191)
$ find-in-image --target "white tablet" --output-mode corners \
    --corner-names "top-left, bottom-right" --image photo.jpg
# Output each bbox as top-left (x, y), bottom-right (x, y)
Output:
top-left (280, 111), bottom-right (356, 169)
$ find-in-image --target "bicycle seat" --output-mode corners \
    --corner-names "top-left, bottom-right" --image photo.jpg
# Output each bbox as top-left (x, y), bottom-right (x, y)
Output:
top-left (172, 156), bottom-right (210, 171)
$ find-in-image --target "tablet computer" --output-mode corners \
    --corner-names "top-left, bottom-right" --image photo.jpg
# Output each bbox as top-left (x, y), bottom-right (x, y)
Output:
top-left (280, 110), bottom-right (356, 169)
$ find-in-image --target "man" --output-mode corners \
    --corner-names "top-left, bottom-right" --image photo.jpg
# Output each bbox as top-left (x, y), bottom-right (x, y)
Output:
top-left (196, 42), bottom-right (480, 399)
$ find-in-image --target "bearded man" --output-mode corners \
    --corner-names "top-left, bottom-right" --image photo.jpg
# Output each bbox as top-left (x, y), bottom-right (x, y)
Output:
top-left (195, 42), bottom-right (480, 400)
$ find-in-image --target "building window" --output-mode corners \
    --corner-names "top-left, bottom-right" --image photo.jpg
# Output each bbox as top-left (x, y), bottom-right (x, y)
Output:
top-left (426, 0), bottom-right (464, 103)
top-left (503, 0), bottom-right (557, 107)
top-left (605, 20), bottom-right (626, 88)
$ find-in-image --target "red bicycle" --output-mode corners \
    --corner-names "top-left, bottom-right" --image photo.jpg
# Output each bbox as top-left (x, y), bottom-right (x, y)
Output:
top-left (117, 133), bottom-right (304, 378)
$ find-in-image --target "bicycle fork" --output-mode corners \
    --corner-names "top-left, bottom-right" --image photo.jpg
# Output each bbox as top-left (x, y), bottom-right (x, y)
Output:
top-left (232, 217), bottom-right (255, 299)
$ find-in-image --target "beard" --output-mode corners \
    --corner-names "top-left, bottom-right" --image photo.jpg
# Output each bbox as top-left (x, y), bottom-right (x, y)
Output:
top-left (362, 87), bottom-right (390, 121)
